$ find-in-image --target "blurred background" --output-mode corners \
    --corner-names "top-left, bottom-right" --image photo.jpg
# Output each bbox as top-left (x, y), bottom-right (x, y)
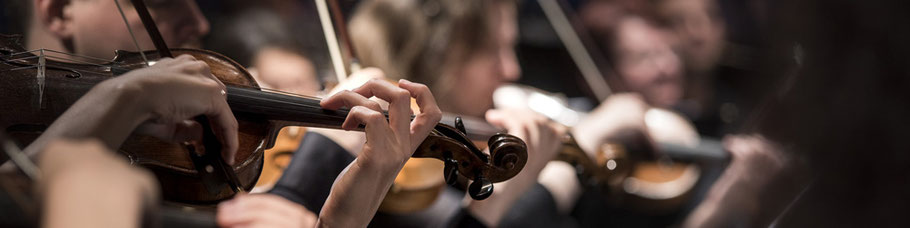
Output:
top-left (1, 0), bottom-right (908, 227)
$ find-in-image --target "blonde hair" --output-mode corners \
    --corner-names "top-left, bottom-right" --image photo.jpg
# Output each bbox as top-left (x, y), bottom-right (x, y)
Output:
top-left (349, 0), bottom-right (498, 97)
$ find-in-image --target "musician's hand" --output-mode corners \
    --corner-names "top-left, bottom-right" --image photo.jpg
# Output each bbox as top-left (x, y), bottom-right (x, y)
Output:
top-left (107, 54), bottom-right (239, 164)
top-left (469, 109), bottom-right (566, 226)
top-left (321, 78), bottom-right (442, 168)
top-left (317, 79), bottom-right (441, 227)
top-left (683, 134), bottom-right (797, 228)
top-left (308, 67), bottom-right (388, 155)
top-left (39, 139), bottom-right (158, 228)
top-left (486, 109), bottom-right (566, 173)
top-left (722, 134), bottom-right (791, 189)
top-left (217, 193), bottom-right (317, 228)
top-left (572, 93), bottom-right (651, 157)
top-left (11, 55), bottom-right (238, 169)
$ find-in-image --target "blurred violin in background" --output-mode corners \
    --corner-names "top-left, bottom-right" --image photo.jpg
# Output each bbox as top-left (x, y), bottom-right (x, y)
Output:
top-left (484, 0), bottom-right (728, 213)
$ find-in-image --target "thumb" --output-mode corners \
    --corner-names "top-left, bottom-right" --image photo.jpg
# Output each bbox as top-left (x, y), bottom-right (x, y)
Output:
top-left (485, 109), bottom-right (505, 126)
top-left (485, 109), bottom-right (523, 134)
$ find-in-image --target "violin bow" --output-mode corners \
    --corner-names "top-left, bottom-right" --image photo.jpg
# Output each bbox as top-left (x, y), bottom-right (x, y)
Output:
top-left (317, 0), bottom-right (365, 85)
top-left (326, 0), bottom-right (361, 71)
top-left (316, 0), bottom-right (349, 83)
top-left (115, 0), bottom-right (245, 194)
top-left (537, 0), bottom-right (614, 101)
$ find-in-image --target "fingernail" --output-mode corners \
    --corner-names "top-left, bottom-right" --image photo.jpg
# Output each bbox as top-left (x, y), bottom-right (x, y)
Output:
top-left (400, 79), bottom-right (412, 84)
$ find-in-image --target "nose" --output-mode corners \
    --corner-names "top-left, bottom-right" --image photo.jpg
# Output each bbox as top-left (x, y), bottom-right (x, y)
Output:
top-left (499, 48), bottom-right (521, 82)
top-left (654, 49), bottom-right (681, 79)
top-left (187, 2), bottom-right (210, 38)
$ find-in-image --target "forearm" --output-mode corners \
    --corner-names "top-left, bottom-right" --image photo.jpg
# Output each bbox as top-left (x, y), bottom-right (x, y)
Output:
top-left (305, 128), bottom-right (365, 155)
top-left (316, 158), bottom-right (401, 227)
top-left (537, 161), bottom-right (583, 214)
top-left (23, 80), bottom-right (148, 156)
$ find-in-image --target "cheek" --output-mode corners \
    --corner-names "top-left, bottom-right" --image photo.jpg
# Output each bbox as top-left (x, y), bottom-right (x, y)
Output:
top-left (620, 65), bottom-right (657, 90)
top-left (461, 62), bottom-right (502, 95)
top-left (152, 13), bottom-right (188, 44)
top-left (71, 13), bottom-right (125, 57)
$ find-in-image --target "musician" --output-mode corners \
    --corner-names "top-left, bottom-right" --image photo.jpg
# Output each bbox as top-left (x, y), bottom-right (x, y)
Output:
top-left (605, 16), bottom-right (684, 109)
top-left (345, 0), bottom-right (764, 227)
top-left (577, 8), bottom-right (789, 226)
top-left (9, 0), bottom-right (447, 227)
top-left (3, 53), bottom-right (444, 228)
top-left (205, 8), bottom-right (321, 96)
top-left (345, 0), bottom-right (609, 226)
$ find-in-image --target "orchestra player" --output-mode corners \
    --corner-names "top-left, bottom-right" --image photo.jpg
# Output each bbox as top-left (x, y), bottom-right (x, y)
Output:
top-left (7, 0), bottom-right (445, 227)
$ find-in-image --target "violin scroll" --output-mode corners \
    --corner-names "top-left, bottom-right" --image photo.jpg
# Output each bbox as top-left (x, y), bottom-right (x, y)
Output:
top-left (413, 120), bottom-right (527, 200)
top-left (489, 133), bottom-right (526, 172)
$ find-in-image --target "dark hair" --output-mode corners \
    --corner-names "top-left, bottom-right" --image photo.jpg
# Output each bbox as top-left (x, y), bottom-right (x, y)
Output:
top-left (348, 0), bottom-right (499, 96)
top-left (204, 8), bottom-right (303, 67)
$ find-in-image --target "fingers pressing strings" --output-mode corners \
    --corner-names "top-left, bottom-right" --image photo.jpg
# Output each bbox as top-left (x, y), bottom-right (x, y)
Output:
top-left (350, 79), bottom-right (412, 140)
top-left (398, 79), bottom-right (443, 150)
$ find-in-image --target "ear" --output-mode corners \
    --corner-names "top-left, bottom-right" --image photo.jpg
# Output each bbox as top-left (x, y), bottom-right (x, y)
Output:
top-left (35, 0), bottom-right (74, 39)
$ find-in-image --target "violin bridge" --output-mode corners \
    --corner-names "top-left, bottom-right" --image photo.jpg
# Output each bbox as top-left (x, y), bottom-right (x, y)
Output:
top-left (36, 49), bottom-right (45, 109)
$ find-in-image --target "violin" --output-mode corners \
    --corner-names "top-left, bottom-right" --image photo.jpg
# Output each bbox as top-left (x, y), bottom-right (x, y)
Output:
top-left (0, 32), bottom-right (528, 204)
top-left (0, 132), bottom-right (218, 228)
top-left (527, 0), bottom-right (729, 213)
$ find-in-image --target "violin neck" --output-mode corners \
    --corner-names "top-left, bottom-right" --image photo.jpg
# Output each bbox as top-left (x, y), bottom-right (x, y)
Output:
top-left (225, 86), bottom-right (351, 130)
top-left (226, 87), bottom-right (509, 137)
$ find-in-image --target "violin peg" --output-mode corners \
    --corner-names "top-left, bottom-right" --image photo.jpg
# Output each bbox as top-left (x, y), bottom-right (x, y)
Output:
top-left (444, 158), bottom-right (459, 186)
top-left (468, 175), bottom-right (494, 200)
top-left (454, 116), bottom-right (467, 134)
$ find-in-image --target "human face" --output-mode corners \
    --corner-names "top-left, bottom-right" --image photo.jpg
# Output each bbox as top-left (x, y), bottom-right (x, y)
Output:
top-left (614, 17), bottom-right (684, 108)
top-left (657, 0), bottom-right (725, 72)
top-left (447, 1), bottom-right (520, 117)
top-left (63, 0), bottom-right (209, 59)
top-left (251, 47), bottom-right (320, 96)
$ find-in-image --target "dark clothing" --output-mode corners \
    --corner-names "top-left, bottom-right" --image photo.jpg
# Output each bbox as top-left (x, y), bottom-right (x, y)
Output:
top-left (268, 132), bottom-right (464, 227)
top-left (268, 132), bottom-right (354, 213)
top-left (500, 184), bottom-right (575, 228)
top-left (268, 132), bottom-right (578, 228)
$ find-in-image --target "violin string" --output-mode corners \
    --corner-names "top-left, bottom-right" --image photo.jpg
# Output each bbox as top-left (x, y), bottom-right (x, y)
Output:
top-left (257, 87), bottom-right (325, 100)
top-left (3, 51), bottom-right (414, 123)
top-left (10, 49), bottom-right (115, 64)
top-left (113, 0), bottom-right (150, 66)
top-left (3, 49), bottom-right (133, 73)
top-left (229, 87), bottom-right (417, 122)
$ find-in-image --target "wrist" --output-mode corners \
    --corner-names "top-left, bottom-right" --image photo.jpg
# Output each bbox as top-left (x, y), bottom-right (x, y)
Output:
top-left (95, 77), bottom-right (153, 123)
top-left (76, 78), bottom-right (152, 148)
top-left (353, 155), bottom-right (404, 181)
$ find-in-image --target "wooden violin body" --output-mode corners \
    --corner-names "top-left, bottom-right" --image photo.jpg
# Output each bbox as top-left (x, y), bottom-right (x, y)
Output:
top-left (0, 34), bottom-right (528, 205)
top-left (0, 41), bottom-right (268, 203)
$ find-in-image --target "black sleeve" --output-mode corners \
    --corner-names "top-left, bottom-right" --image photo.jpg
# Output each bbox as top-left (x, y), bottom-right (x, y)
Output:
top-left (449, 207), bottom-right (489, 228)
top-left (268, 132), bottom-right (355, 213)
top-left (498, 183), bottom-right (569, 228)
